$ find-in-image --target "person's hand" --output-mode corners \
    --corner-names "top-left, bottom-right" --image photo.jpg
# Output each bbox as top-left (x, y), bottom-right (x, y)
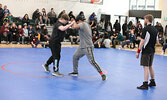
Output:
top-left (136, 53), bottom-right (139, 58)
top-left (70, 21), bottom-right (75, 25)
top-left (13, 33), bottom-right (16, 35)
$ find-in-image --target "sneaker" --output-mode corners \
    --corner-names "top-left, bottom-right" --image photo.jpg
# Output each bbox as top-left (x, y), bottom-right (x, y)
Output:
top-left (42, 64), bottom-right (50, 72)
top-left (148, 79), bottom-right (156, 87)
top-left (137, 82), bottom-right (148, 90)
top-left (162, 51), bottom-right (165, 55)
top-left (52, 71), bottom-right (64, 77)
top-left (101, 74), bottom-right (107, 81)
top-left (68, 72), bottom-right (79, 76)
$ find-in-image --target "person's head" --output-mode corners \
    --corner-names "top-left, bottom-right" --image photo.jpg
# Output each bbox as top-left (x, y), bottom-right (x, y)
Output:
top-left (36, 24), bottom-right (39, 29)
top-left (156, 22), bottom-right (159, 25)
top-left (51, 8), bottom-right (54, 12)
top-left (30, 25), bottom-right (32, 29)
top-left (128, 21), bottom-right (133, 26)
top-left (4, 13), bottom-right (7, 17)
top-left (79, 11), bottom-right (84, 16)
top-left (42, 8), bottom-right (46, 13)
top-left (24, 14), bottom-right (29, 19)
top-left (62, 10), bottom-right (65, 14)
top-left (18, 25), bottom-right (22, 29)
top-left (36, 9), bottom-right (39, 12)
top-left (24, 25), bottom-right (28, 29)
top-left (9, 13), bottom-right (12, 16)
top-left (0, 4), bottom-right (2, 8)
top-left (158, 23), bottom-right (161, 26)
top-left (144, 14), bottom-right (154, 25)
top-left (43, 25), bottom-right (46, 29)
top-left (4, 5), bottom-right (7, 10)
top-left (125, 20), bottom-right (127, 24)
top-left (137, 21), bottom-right (140, 24)
top-left (60, 14), bottom-right (70, 24)
top-left (69, 11), bottom-right (73, 15)
top-left (92, 12), bottom-right (95, 16)
top-left (76, 15), bottom-right (85, 24)
top-left (4, 22), bottom-right (9, 27)
top-left (11, 23), bottom-right (16, 27)
top-left (159, 34), bottom-right (162, 38)
top-left (115, 31), bottom-right (119, 35)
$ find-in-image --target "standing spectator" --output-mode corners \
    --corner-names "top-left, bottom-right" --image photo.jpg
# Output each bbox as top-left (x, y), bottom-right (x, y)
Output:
top-left (0, 22), bottom-right (9, 44)
top-left (28, 25), bottom-right (34, 42)
top-left (23, 25), bottom-right (30, 44)
top-left (10, 23), bottom-right (19, 44)
top-left (155, 22), bottom-right (163, 35)
top-left (90, 19), bottom-right (97, 34)
top-left (113, 20), bottom-right (121, 32)
top-left (42, 8), bottom-right (50, 26)
top-left (32, 9), bottom-right (40, 20)
top-left (35, 16), bottom-right (44, 27)
top-left (18, 25), bottom-right (24, 44)
top-left (128, 21), bottom-right (133, 30)
top-left (3, 5), bottom-right (10, 16)
top-left (58, 10), bottom-right (65, 18)
top-left (22, 14), bottom-right (30, 26)
top-left (41, 25), bottom-right (48, 41)
top-left (105, 20), bottom-right (113, 36)
top-left (89, 12), bottom-right (96, 21)
top-left (103, 35), bottom-right (111, 48)
top-left (68, 11), bottom-right (75, 20)
top-left (2, 13), bottom-right (9, 23)
top-left (158, 34), bottom-right (164, 46)
top-left (0, 4), bottom-right (4, 23)
top-left (8, 13), bottom-right (13, 24)
top-left (47, 8), bottom-right (57, 25)
top-left (122, 20), bottom-right (128, 37)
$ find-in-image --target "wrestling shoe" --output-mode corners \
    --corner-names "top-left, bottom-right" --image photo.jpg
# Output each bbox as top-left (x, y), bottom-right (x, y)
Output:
top-left (148, 79), bottom-right (156, 87)
top-left (42, 64), bottom-right (50, 72)
top-left (52, 71), bottom-right (64, 77)
top-left (137, 82), bottom-right (148, 90)
top-left (68, 72), bottom-right (79, 76)
top-left (101, 74), bottom-right (107, 81)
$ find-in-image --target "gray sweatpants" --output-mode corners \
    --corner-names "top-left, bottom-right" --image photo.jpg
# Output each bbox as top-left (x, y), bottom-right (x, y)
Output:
top-left (73, 47), bottom-right (102, 73)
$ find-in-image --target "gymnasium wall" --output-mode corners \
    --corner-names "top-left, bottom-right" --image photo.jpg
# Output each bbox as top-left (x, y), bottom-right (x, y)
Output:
top-left (0, 0), bottom-right (129, 23)
top-left (161, 0), bottom-right (167, 30)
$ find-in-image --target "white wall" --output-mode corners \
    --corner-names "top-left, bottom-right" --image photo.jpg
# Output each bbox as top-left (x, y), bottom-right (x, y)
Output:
top-left (1, 0), bottom-right (129, 24)
top-left (161, 0), bottom-right (167, 31)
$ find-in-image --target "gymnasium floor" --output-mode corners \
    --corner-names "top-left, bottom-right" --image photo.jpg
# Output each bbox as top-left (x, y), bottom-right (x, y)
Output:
top-left (0, 47), bottom-right (167, 100)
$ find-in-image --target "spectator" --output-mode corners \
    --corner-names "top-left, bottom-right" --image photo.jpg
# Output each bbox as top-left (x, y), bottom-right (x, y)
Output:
top-left (162, 36), bottom-right (167, 54)
top-left (135, 32), bottom-right (142, 48)
top-left (3, 5), bottom-right (10, 15)
top-left (158, 34), bottom-right (164, 46)
top-left (94, 35), bottom-right (104, 48)
top-left (22, 14), bottom-right (30, 26)
top-left (155, 22), bottom-right (163, 35)
top-left (90, 19), bottom-right (97, 34)
top-left (58, 10), bottom-right (65, 18)
top-left (34, 24), bottom-right (41, 35)
top-left (28, 25), bottom-right (34, 42)
top-left (92, 33), bottom-right (99, 43)
top-left (41, 35), bottom-right (50, 48)
top-left (121, 28), bottom-right (136, 49)
top-left (122, 20), bottom-right (128, 37)
top-left (128, 21), bottom-right (133, 30)
top-left (0, 22), bottom-right (9, 44)
top-left (47, 8), bottom-right (57, 25)
top-left (136, 24), bottom-right (143, 36)
top-left (113, 20), bottom-right (121, 32)
top-left (99, 19), bottom-right (105, 31)
top-left (8, 13), bottom-right (13, 24)
top-left (76, 11), bottom-right (85, 20)
top-left (42, 8), bottom-right (50, 26)
top-left (18, 25), bottom-right (24, 44)
top-left (105, 20), bottom-right (113, 36)
top-left (103, 35), bottom-right (111, 48)
top-left (23, 25), bottom-right (30, 44)
top-left (35, 16), bottom-right (44, 27)
top-left (0, 4), bottom-right (4, 23)
top-left (2, 13), bottom-right (9, 23)
top-left (10, 23), bottom-right (19, 44)
top-left (68, 11), bottom-right (75, 20)
top-left (89, 12), bottom-right (96, 21)
top-left (41, 25), bottom-right (49, 41)
top-left (112, 31), bottom-right (124, 48)
top-left (32, 9), bottom-right (40, 20)
top-left (31, 32), bottom-right (40, 48)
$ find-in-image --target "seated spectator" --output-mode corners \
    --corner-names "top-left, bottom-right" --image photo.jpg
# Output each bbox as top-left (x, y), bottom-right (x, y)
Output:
top-left (162, 36), bottom-right (167, 54)
top-left (28, 25), bottom-right (34, 42)
top-left (41, 35), bottom-right (50, 48)
top-left (8, 13), bottom-right (13, 24)
top-left (68, 11), bottom-right (75, 20)
top-left (10, 23), bottom-right (19, 44)
top-left (103, 35), bottom-right (111, 48)
top-left (58, 10), bottom-right (65, 18)
top-left (89, 12), bottom-right (96, 21)
top-left (22, 14), bottom-right (30, 26)
top-left (32, 9), bottom-right (40, 20)
top-left (35, 16), bottom-right (44, 27)
top-left (23, 25), bottom-right (30, 44)
top-left (34, 24), bottom-right (41, 35)
top-left (94, 35), bottom-right (104, 48)
top-left (41, 25), bottom-right (49, 41)
top-left (2, 13), bottom-right (9, 23)
top-left (158, 34), bottom-right (164, 46)
top-left (18, 25), bottom-right (24, 44)
top-left (77, 11), bottom-right (85, 18)
top-left (31, 32), bottom-right (40, 48)
top-left (3, 5), bottom-right (10, 16)
top-left (121, 28), bottom-right (136, 49)
top-left (0, 22), bottom-right (9, 44)
top-left (112, 31), bottom-right (124, 48)
top-left (42, 8), bottom-right (50, 26)
top-left (0, 4), bottom-right (4, 23)
top-left (92, 33), bottom-right (99, 43)
top-left (68, 28), bottom-right (79, 44)
top-left (47, 8), bottom-right (57, 25)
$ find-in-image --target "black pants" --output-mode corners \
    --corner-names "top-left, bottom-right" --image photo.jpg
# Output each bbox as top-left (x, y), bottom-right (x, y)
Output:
top-left (46, 42), bottom-right (61, 71)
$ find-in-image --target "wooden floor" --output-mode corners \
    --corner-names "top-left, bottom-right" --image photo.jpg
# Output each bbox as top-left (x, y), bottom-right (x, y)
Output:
top-left (0, 43), bottom-right (166, 56)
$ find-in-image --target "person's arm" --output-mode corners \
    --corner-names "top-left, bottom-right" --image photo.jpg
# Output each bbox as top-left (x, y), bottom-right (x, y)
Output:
top-left (72, 21), bottom-right (80, 29)
top-left (58, 21), bottom-right (74, 31)
top-left (156, 34), bottom-right (160, 44)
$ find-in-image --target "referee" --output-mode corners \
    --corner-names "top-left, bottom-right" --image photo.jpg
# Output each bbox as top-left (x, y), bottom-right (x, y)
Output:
top-left (136, 14), bottom-right (159, 90)
top-left (42, 14), bottom-right (74, 76)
